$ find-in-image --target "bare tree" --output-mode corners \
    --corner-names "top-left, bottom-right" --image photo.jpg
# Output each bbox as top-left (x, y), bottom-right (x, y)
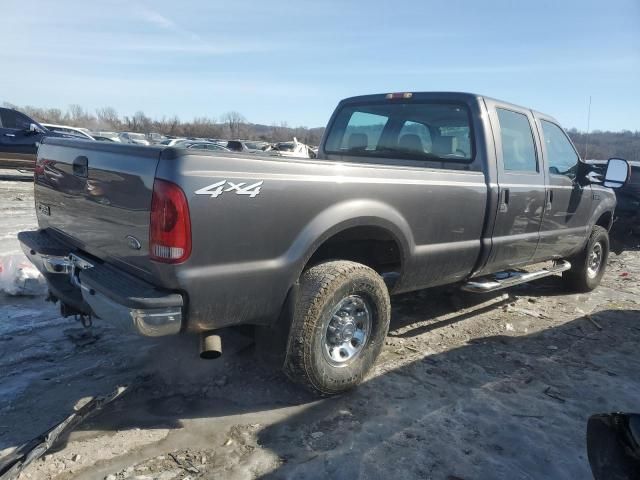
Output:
top-left (166, 115), bottom-right (181, 136)
top-left (96, 107), bottom-right (121, 130)
top-left (134, 111), bottom-right (152, 133)
top-left (221, 111), bottom-right (246, 139)
top-left (65, 104), bottom-right (94, 128)
top-left (42, 108), bottom-right (64, 124)
top-left (0, 101), bottom-right (418, 151)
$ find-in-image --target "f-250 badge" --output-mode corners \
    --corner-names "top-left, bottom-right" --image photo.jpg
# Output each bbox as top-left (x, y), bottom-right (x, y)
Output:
top-left (195, 180), bottom-right (263, 198)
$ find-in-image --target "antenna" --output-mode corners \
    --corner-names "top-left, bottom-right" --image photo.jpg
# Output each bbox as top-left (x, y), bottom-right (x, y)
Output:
top-left (584, 96), bottom-right (592, 160)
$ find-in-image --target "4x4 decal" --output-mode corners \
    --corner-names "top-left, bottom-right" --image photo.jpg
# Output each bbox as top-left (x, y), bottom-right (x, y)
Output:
top-left (195, 180), bottom-right (263, 198)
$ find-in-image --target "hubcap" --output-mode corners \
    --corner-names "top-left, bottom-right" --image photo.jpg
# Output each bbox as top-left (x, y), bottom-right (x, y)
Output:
top-left (322, 295), bottom-right (371, 367)
top-left (587, 242), bottom-right (603, 279)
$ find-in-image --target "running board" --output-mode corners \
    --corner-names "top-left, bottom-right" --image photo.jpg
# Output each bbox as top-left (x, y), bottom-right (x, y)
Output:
top-left (461, 260), bottom-right (571, 293)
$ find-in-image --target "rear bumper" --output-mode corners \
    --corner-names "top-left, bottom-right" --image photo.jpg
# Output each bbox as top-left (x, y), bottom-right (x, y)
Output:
top-left (18, 230), bottom-right (184, 336)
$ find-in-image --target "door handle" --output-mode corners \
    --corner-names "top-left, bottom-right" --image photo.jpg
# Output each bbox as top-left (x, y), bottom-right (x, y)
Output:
top-left (499, 188), bottom-right (510, 213)
top-left (4, 133), bottom-right (16, 137)
top-left (546, 190), bottom-right (553, 209)
top-left (72, 155), bottom-right (88, 177)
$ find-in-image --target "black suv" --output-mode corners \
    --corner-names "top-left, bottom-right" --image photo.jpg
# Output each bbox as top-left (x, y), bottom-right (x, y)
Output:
top-left (0, 107), bottom-right (67, 171)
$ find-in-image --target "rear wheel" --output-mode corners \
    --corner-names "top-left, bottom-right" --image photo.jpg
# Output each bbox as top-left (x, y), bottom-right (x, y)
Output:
top-left (283, 260), bottom-right (390, 395)
top-left (562, 226), bottom-right (609, 292)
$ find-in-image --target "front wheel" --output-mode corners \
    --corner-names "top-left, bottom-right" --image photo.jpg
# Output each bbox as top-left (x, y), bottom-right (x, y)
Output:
top-left (283, 260), bottom-right (390, 395)
top-left (562, 226), bottom-right (610, 292)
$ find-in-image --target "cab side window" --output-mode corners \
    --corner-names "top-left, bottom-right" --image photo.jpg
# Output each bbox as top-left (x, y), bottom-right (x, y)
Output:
top-left (496, 108), bottom-right (538, 172)
top-left (540, 120), bottom-right (580, 179)
top-left (0, 109), bottom-right (33, 130)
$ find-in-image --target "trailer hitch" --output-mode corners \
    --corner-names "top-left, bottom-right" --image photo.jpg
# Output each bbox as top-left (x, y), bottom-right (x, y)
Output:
top-left (76, 313), bottom-right (93, 328)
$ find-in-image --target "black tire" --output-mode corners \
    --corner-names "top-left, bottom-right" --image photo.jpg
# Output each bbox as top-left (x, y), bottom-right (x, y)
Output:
top-left (283, 260), bottom-right (390, 395)
top-left (562, 226), bottom-right (609, 292)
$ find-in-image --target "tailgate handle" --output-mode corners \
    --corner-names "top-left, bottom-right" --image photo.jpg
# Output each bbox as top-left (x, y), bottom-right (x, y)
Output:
top-left (72, 156), bottom-right (88, 177)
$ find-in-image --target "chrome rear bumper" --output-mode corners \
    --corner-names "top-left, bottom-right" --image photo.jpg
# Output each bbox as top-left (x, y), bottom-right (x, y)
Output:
top-left (18, 230), bottom-right (183, 337)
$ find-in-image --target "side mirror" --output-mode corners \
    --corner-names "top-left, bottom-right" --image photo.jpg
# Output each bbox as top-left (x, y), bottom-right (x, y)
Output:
top-left (28, 123), bottom-right (44, 134)
top-left (604, 158), bottom-right (630, 189)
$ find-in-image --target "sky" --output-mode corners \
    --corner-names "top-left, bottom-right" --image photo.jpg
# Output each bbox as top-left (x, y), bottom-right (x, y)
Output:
top-left (1, 0), bottom-right (639, 131)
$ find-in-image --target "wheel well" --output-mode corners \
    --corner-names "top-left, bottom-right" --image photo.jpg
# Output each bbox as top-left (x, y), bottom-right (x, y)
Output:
top-left (305, 226), bottom-right (403, 283)
top-left (595, 211), bottom-right (613, 230)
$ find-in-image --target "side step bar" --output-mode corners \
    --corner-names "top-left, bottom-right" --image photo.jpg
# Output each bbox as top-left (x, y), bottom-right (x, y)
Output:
top-left (461, 260), bottom-right (571, 293)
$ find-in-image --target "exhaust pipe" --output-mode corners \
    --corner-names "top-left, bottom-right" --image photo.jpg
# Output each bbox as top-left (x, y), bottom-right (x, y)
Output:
top-left (200, 332), bottom-right (222, 359)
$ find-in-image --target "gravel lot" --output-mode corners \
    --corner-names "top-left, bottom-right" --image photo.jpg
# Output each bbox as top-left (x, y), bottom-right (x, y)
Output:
top-left (0, 175), bottom-right (639, 480)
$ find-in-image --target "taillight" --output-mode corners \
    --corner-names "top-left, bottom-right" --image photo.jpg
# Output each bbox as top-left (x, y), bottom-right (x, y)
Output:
top-left (150, 179), bottom-right (191, 263)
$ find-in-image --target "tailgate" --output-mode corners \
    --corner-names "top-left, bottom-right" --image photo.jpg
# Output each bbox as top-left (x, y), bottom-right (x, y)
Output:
top-left (34, 137), bottom-right (163, 275)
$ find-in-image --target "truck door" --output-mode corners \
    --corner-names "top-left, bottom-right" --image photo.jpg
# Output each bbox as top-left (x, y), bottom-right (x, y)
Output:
top-left (0, 108), bottom-right (43, 170)
top-left (482, 101), bottom-right (546, 272)
top-left (533, 116), bottom-right (592, 260)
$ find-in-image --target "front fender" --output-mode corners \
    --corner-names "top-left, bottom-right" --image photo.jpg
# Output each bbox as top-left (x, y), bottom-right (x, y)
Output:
top-left (589, 186), bottom-right (617, 230)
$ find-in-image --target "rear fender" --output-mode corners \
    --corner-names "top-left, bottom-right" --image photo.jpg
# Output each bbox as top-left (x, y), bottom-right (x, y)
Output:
top-left (285, 199), bottom-right (413, 284)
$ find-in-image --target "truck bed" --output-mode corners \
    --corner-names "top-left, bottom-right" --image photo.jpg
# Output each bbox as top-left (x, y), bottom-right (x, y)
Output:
top-left (33, 136), bottom-right (489, 331)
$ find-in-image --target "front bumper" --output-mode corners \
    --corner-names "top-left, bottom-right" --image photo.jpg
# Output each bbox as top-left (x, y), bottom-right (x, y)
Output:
top-left (18, 230), bottom-right (184, 336)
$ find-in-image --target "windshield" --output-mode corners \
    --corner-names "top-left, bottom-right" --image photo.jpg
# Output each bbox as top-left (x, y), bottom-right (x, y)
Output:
top-left (324, 101), bottom-right (473, 162)
top-left (128, 133), bottom-right (146, 140)
top-left (276, 143), bottom-right (295, 151)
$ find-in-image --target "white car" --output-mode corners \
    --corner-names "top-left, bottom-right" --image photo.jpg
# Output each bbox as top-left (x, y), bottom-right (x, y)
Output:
top-left (265, 138), bottom-right (316, 158)
top-left (159, 138), bottom-right (189, 147)
top-left (118, 132), bottom-right (150, 146)
top-left (41, 124), bottom-right (95, 141)
top-left (92, 131), bottom-right (121, 142)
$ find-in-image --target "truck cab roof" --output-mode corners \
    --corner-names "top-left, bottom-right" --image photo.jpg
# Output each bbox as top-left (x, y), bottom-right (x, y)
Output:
top-left (338, 91), bottom-right (561, 126)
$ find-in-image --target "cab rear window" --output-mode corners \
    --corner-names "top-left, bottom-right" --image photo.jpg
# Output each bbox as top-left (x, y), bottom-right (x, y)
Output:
top-left (324, 102), bottom-right (473, 162)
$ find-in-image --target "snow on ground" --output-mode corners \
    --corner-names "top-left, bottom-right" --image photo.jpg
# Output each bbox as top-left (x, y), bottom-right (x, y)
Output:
top-left (0, 172), bottom-right (35, 255)
top-left (0, 177), bottom-right (639, 479)
top-left (0, 172), bottom-right (44, 296)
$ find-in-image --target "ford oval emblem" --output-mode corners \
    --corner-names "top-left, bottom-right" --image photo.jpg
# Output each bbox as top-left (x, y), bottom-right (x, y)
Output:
top-left (126, 235), bottom-right (142, 250)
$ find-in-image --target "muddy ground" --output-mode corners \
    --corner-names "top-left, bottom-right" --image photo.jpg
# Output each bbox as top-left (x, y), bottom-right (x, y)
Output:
top-left (1, 174), bottom-right (639, 479)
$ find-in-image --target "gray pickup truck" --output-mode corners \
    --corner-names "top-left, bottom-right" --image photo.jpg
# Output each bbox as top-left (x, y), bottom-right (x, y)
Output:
top-left (18, 92), bottom-right (630, 394)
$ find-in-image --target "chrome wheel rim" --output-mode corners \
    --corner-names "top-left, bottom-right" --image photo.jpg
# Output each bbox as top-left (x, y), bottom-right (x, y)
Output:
top-left (322, 295), bottom-right (371, 367)
top-left (587, 242), bottom-right (603, 278)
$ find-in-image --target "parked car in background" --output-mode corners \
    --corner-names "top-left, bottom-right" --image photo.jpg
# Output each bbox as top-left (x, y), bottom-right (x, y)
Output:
top-left (587, 159), bottom-right (639, 235)
top-left (19, 92), bottom-right (630, 395)
top-left (265, 138), bottom-right (316, 158)
top-left (206, 138), bottom-right (229, 145)
top-left (225, 140), bottom-right (266, 153)
top-left (41, 124), bottom-right (95, 141)
top-left (118, 132), bottom-right (150, 146)
top-left (0, 107), bottom-right (70, 170)
top-left (147, 132), bottom-right (167, 144)
top-left (184, 141), bottom-right (231, 152)
top-left (159, 138), bottom-right (188, 147)
top-left (91, 131), bottom-right (121, 142)
top-left (247, 140), bottom-right (270, 151)
top-left (92, 135), bottom-right (118, 142)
